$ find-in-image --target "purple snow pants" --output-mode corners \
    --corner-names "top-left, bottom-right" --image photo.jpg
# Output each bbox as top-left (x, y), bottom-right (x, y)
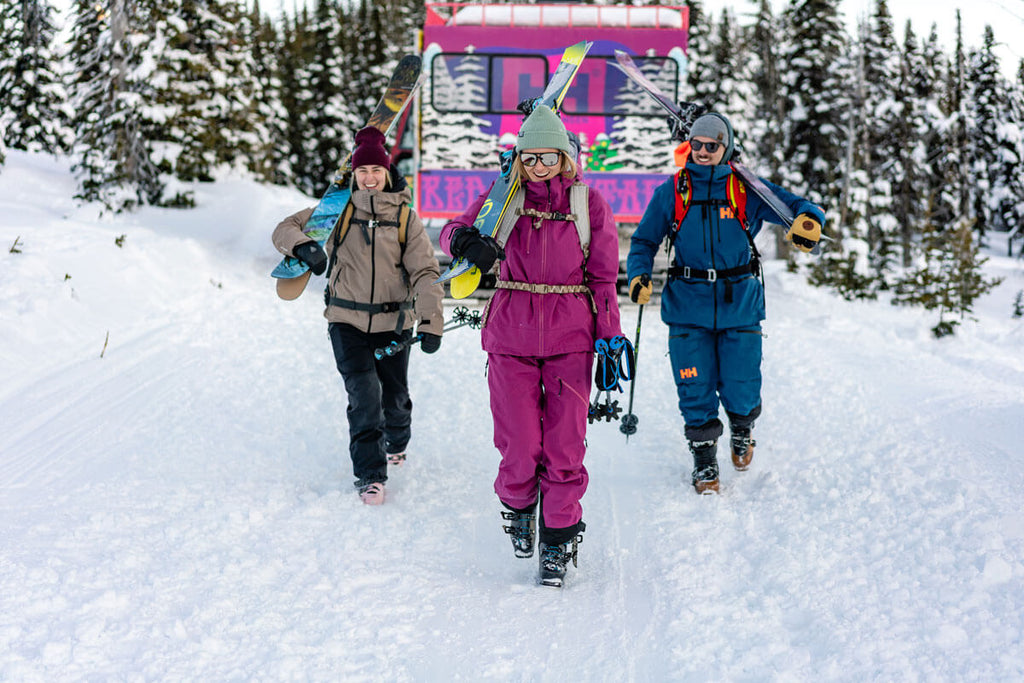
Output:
top-left (488, 351), bottom-right (592, 532)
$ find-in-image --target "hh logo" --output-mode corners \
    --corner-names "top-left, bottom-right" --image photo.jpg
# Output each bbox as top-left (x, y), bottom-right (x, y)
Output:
top-left (719, 207), bottom-right (736, 220)
top-left (679, 366), bottom-right (699, 380)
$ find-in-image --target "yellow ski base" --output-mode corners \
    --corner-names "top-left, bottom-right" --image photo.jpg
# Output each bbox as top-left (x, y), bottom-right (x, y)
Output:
top-left (449, 267), bottom-right (482, 299)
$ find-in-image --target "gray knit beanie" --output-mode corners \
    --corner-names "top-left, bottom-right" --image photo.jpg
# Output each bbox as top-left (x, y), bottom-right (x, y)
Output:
top-left (689, 113), bottom-right (735, 160)
top-left (515, 105), bottom-right (571, 154)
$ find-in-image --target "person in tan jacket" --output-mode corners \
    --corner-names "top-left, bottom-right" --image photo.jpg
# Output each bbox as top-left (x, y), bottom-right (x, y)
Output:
top-left (273, 126), bottom-right (444, 505)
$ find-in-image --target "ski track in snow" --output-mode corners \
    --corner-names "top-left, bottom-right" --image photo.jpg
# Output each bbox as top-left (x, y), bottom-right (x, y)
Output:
top-left (2, 151), bottom-right (1023, 680)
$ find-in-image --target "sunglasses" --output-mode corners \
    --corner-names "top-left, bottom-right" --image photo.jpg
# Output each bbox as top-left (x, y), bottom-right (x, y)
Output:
top-left (690, 140), bottom-right (721, 153)
top-left (520, 152), bottom-right (562, 167)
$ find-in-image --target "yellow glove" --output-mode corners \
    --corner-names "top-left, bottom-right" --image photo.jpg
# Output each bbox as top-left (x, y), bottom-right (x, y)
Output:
top-left (786, 213), bottom-right (822, 253)
top-left (629, 274), bottom-right (652, 304)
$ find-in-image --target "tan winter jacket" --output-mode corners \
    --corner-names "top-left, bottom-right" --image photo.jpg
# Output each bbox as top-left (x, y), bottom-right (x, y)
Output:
top-left (273, 186), bottom-right (444, 336)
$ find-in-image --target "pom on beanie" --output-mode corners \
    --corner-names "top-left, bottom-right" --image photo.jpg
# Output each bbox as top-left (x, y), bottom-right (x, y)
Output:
top-left (351, 127), bottom-right (390, 169)
top-left (515, 105), bottom-right (571, 154)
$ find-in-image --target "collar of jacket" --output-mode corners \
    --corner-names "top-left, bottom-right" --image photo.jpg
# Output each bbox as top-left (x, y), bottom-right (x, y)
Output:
top-left (350, 187), bottom-right (412, 215)
top-left (684, 161), bottom-right (733, 185)
top-left (522, 173), bottom-right (575, 207)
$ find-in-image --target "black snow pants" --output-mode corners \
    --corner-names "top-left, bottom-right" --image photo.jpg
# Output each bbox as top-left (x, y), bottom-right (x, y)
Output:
top-left (328, 322), bottom-right (413, 485)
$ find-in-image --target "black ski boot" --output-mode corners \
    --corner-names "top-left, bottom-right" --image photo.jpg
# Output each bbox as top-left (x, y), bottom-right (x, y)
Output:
top-left (689, 439), bottom-right (720, 494)
top-left (501, 508), bottom-right (537, 558)
top-left (538, 534), bottom-right (583, 588)
top-left (729, 427), bottom-right (755, 471)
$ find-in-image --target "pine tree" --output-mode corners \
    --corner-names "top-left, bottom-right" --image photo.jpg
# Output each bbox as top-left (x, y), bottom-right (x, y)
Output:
top-left (683, 0), bottom-right (713, 104)
top-left (0, 0), bottom-right (72, 155)
top-left (246, 1), bottom-right (291, 185)
top-left (67, 0), bottom-right (163, 211)
top-left (744, 0), bottom-right (789, 256)
top-left (858, 0), bottom-right (901, 286)
top-left (300, 0), bottom-right (358, 193)
top-left (892, 211), bottom-right (1001, 337)
top-left (145, 0), bottom-right (263, 204)
top-left (968, 26), bottom-right (1024, 246)
top-left (782, 0), bottom-right (857, 294)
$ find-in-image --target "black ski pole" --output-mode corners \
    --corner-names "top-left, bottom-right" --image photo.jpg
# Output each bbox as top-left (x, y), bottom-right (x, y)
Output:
top-left (374, 306), bottom-right (482, 359)
top-left (619, 304), bottom-right (644, 438)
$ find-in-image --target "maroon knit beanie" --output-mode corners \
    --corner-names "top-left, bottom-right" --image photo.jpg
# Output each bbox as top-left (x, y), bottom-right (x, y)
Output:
top-left (351, 127), bottom-right (390, 169)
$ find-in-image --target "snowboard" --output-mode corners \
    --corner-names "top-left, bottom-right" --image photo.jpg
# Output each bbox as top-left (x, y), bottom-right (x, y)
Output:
top-left (273, 55), bottom-right (423, 301)
top-left (612, 50), bottom-right (826, 252)
top-left (435, 40), bottom-right (593, 300)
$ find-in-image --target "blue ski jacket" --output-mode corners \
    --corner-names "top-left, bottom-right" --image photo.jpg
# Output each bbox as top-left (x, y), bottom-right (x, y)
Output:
top-left (627, 162), bottom-right (825, 330)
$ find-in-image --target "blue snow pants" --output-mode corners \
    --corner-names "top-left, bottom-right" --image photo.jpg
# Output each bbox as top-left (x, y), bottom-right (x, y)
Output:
top-left (667, 324), bottom-right (763, 442)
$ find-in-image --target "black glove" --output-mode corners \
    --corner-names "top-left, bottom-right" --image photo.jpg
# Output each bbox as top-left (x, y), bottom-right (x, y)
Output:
top-left (294, 241), bottom-right (327, 275)
top-left (419, 333), bottom-right (441, 354)
top-left (450, 228), bottom-right (504, 273)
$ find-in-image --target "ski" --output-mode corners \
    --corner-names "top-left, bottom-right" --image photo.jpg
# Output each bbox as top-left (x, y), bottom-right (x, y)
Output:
top-left (612, 50), bottom-right (829, 250)
top-left (273, 55), bottom-right (423, 300)
top-left (436, 40), bottom-right (592, 299)
top-left (612, 50), bottom-right (706, 139)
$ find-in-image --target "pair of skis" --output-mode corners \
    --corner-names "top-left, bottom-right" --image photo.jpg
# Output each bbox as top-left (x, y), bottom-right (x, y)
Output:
top-left (612, 51), bottom-right (828, 250)
top-left (434, 41), bottom-right (593, 300)
top-left (272, 55), bottom-right (424, 300)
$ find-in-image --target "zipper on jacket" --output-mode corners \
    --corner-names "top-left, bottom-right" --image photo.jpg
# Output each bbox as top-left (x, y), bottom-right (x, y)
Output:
top-left (367, 195), bottom-right (378, 333)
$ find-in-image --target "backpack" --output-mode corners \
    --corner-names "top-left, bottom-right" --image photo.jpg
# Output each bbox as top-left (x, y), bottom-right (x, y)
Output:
top-left (670, 164), bottom-right (759, 264)
top-left (325, 199), bottom-right (412, 276)
top-left (495, 181), bottom-right (591, 257)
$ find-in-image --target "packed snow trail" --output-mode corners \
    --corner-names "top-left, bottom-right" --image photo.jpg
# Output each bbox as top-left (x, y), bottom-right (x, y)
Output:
top-left (2, 152), bottom-right (1023, 680)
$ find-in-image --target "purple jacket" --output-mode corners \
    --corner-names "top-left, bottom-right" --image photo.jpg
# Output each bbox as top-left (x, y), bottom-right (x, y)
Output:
top-left (441, 173), bottom-right (622, 357)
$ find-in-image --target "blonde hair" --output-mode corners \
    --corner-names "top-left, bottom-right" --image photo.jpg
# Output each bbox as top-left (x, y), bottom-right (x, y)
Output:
top-left (510, 151), bottom-right (577, 186)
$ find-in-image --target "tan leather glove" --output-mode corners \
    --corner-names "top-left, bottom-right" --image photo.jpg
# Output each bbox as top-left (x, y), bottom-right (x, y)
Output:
top-left (629, 274), bottom-right (653, 304)
top-left (786, 214), bottom-right (822, 253)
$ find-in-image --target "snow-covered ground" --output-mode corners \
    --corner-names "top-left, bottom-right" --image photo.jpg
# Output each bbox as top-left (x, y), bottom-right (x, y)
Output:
top-left (2, 151), bottom-right (1023, 680)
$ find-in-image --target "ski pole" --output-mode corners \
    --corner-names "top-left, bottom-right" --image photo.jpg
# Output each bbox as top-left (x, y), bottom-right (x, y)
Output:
top-left (373, 306), bottom-right (482, 359)
top-left (619, 304), bottom-right (644, 438)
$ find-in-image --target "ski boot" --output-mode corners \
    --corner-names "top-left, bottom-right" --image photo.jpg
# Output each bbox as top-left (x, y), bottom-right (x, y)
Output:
top-left (501, 508), bottom-right (537, 558)
top-left (538, 534), bottom-right (583, 588)
top-left (689, 439), bottom-right (720, 494)
top-left (356, 480), bottom-right (385, 505)
top-left (729, 428), bottom-right (755, 471)
top-left (386, 451), bottom-right (406, 467)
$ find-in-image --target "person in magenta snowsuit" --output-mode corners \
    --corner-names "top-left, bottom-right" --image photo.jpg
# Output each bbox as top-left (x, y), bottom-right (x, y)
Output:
top-left (440, 105), bottom-right (622, 587)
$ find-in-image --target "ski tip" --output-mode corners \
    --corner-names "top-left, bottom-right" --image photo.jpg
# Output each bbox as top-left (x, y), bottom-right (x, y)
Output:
top-left (449, 267), bottom-right (482, 300)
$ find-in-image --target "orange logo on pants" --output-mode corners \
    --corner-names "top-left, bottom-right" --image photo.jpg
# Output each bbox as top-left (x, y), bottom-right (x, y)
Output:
top-left (679, 366), bottom-right (698, 380)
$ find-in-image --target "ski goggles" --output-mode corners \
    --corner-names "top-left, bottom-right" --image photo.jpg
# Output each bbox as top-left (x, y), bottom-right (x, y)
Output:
top-left (689, 139), bottom-right (721, 153)
top-left (520, 151), bottom-right (562, 167)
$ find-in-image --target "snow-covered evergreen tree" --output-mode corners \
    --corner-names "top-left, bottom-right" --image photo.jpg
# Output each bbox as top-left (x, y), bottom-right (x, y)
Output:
top-left (782, 0), bottom-right (858, 295)
top-left (299, 0), bottom-right (359, 193)
top-left (858, 0), bottom-right (902, 285)
top-left (968, 26), bottom-right (1023, 241)
top-left (246, 1), bottom-right (291, 185)
top-left (144, 0), bottom-right (263, 204)
top-left (0, 0), bottom-right (72, 155)
top-left (67, 0), bottom-right (163, 211)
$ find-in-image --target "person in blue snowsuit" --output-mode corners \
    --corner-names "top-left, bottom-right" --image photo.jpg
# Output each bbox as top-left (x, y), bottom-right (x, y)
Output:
top-left (626, 112), bottom-right (825, 494)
